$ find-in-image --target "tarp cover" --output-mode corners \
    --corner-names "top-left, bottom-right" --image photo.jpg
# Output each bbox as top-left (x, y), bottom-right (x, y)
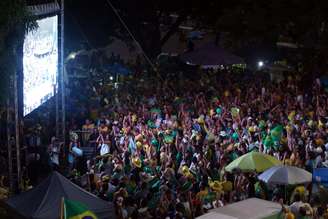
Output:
top-left (6, 172), bottom-right (116, 219)
top-left (197, 198), bottom-right (282, 219)
top-left (181, 43), bottom-right (244, 66)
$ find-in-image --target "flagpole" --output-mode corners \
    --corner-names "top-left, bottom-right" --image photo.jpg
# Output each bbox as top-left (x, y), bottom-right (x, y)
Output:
top-left (60, 197), bottom-right (64, 219)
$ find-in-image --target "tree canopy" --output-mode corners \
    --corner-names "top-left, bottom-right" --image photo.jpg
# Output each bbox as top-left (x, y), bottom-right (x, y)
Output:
top-left (67, 0), bottom-right (328, 70)
top-left (0, 0), bottom-right (36, 103)
top-left (215, 0), bottom-right (328, 71)
top-left (66, 0), bottom-right (224, 57)
top-left (2, 0), bottom-right (328, 84)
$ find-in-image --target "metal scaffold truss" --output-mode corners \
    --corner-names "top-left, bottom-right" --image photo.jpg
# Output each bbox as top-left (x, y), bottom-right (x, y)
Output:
top-left (55, 0), bottom-right (66, 147)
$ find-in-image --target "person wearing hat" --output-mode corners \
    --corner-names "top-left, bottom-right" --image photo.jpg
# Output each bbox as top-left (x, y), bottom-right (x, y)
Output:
top-left (180, 165), bottom-right (193, 179)
top-left (281, 193), bottom-right (307, 219)
top-left (132, 156), bottom-right (142, 169)
top-left (209, 180), bottom-right (223, 195)
top-left (101, 174), bottom-right (110, 183)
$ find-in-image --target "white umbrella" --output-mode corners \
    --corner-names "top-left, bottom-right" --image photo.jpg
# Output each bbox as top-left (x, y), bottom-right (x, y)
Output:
top-left (258, 165), bottom-right (312, 185)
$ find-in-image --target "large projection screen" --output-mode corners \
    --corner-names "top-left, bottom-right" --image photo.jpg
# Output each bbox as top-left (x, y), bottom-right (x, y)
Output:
top-left (23, 16), bottom-right (58, 116)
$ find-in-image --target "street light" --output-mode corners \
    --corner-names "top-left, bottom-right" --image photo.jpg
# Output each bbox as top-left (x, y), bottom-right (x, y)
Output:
top-left (67, 52), bottom-right (76, 61)
top-left (70, 53), bottom-right (76, 59)
top-left (258, 61), bottom-right (264, 68)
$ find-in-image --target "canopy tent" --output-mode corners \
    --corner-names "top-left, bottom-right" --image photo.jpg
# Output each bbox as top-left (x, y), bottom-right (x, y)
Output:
top-left (197, 212), bottom-right (237, 219)
top-left (197, 198), bottom-right (283, 219)
top-left (180, 43), bottom-right (244, 67)
top-left (264, 63), bottom-right (294, 82)
top-left (5, 172), bottom-right (115, 219)
top-left (266, 63), bottom-right (294, 73)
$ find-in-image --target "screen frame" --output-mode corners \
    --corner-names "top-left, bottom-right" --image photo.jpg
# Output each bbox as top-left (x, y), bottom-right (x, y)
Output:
top-left (23, 14), bottom-right (59, 116)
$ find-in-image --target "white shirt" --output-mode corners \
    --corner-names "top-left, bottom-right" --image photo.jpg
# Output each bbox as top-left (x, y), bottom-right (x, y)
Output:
top-left (315, 155), bottom-right (323, 168)
top-left (99, 143), bottom-right (110, 156)
top-left (50, 145), bottom-right (59, 165)
top-left (289, 201), bottom-right (304, 218)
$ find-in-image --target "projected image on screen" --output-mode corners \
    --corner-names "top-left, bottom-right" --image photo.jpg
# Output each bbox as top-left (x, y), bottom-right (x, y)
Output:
top-left (23, 16), bottom-right (58, 116)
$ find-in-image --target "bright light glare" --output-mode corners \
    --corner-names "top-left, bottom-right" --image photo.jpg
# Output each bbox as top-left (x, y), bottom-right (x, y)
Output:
top-left (110, 76), bottom-right (114, 81)
top-left (69, 53), bottom-right (76, 59)
top-left (23, 16), bottom-right (58, 116)
top-left (258, 61), bottom-right (264, 67)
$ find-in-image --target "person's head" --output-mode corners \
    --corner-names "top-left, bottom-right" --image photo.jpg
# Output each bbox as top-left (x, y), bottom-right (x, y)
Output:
top-left (294, 193), bottom-right (301, 202)
top-left (115, 196), bottom-right (124, 207)
top-left (52, 137), bottom-right (59, 145)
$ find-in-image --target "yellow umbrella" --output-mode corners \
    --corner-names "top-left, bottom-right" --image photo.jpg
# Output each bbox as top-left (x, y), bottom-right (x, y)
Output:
top-left (225, 151), bottom-right (282, 173)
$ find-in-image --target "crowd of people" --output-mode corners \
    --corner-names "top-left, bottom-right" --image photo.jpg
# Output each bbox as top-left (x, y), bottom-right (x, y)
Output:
top-left (47, 64), bottom-right (328, 219)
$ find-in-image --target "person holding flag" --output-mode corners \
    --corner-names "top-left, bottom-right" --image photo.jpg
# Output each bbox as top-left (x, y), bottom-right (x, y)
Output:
top-left (61, 198), bottom-right (98, 219)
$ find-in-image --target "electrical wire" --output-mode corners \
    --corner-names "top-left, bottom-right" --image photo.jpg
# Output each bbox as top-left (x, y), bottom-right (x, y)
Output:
top-left (67, 11), bottom-right (94, 49)
top-left (104, 0), bottom-right (157, 71)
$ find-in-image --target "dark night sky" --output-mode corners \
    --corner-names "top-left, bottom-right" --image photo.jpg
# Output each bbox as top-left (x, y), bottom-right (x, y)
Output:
top-left (27, 0), bottom-right (328, 64)
top-left (65, 0), bottom-right (117, 52)
top-left (26, 0), bottom-right (114, 51)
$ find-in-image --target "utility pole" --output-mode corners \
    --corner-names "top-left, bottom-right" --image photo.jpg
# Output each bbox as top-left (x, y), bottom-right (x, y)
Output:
top-left (61, 0), bottom-right (66, 147)
top-left (56, 0), bottom-right (65, 147)
top-left (7, 72), bottom-right (20, 194)
top-left (14, 71), bottom-right (21, 190)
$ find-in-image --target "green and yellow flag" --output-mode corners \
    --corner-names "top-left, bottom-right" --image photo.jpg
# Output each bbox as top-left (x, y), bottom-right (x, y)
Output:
top-left (64, 199), bottom-right (98, 219)
top-left (270, 125), bottom-right (283, 142)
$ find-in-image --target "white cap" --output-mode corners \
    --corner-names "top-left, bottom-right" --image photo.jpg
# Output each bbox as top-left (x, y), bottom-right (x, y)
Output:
top-left (315, 147), bottom-right (323, 154)
top-left (220, 131), bottom-right (227, 137)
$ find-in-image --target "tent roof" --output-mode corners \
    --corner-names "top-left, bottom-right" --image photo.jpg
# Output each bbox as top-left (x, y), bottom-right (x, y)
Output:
top-left (265, 63), bottom-right (294, 73)
top-left (6, 172), bottom-right (115, 219)
top-left (181, 43), bottom-right (244, 66)
top-left (198, 212), bottom-right (237, 219)
top-left (197, 198), bottom-right (281, 219)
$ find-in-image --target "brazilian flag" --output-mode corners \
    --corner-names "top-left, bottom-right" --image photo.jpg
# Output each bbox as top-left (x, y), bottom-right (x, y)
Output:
top-left (270, 125), bottom-right (283, 142)
top-left (64, 199), bottom-right (98, 219)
